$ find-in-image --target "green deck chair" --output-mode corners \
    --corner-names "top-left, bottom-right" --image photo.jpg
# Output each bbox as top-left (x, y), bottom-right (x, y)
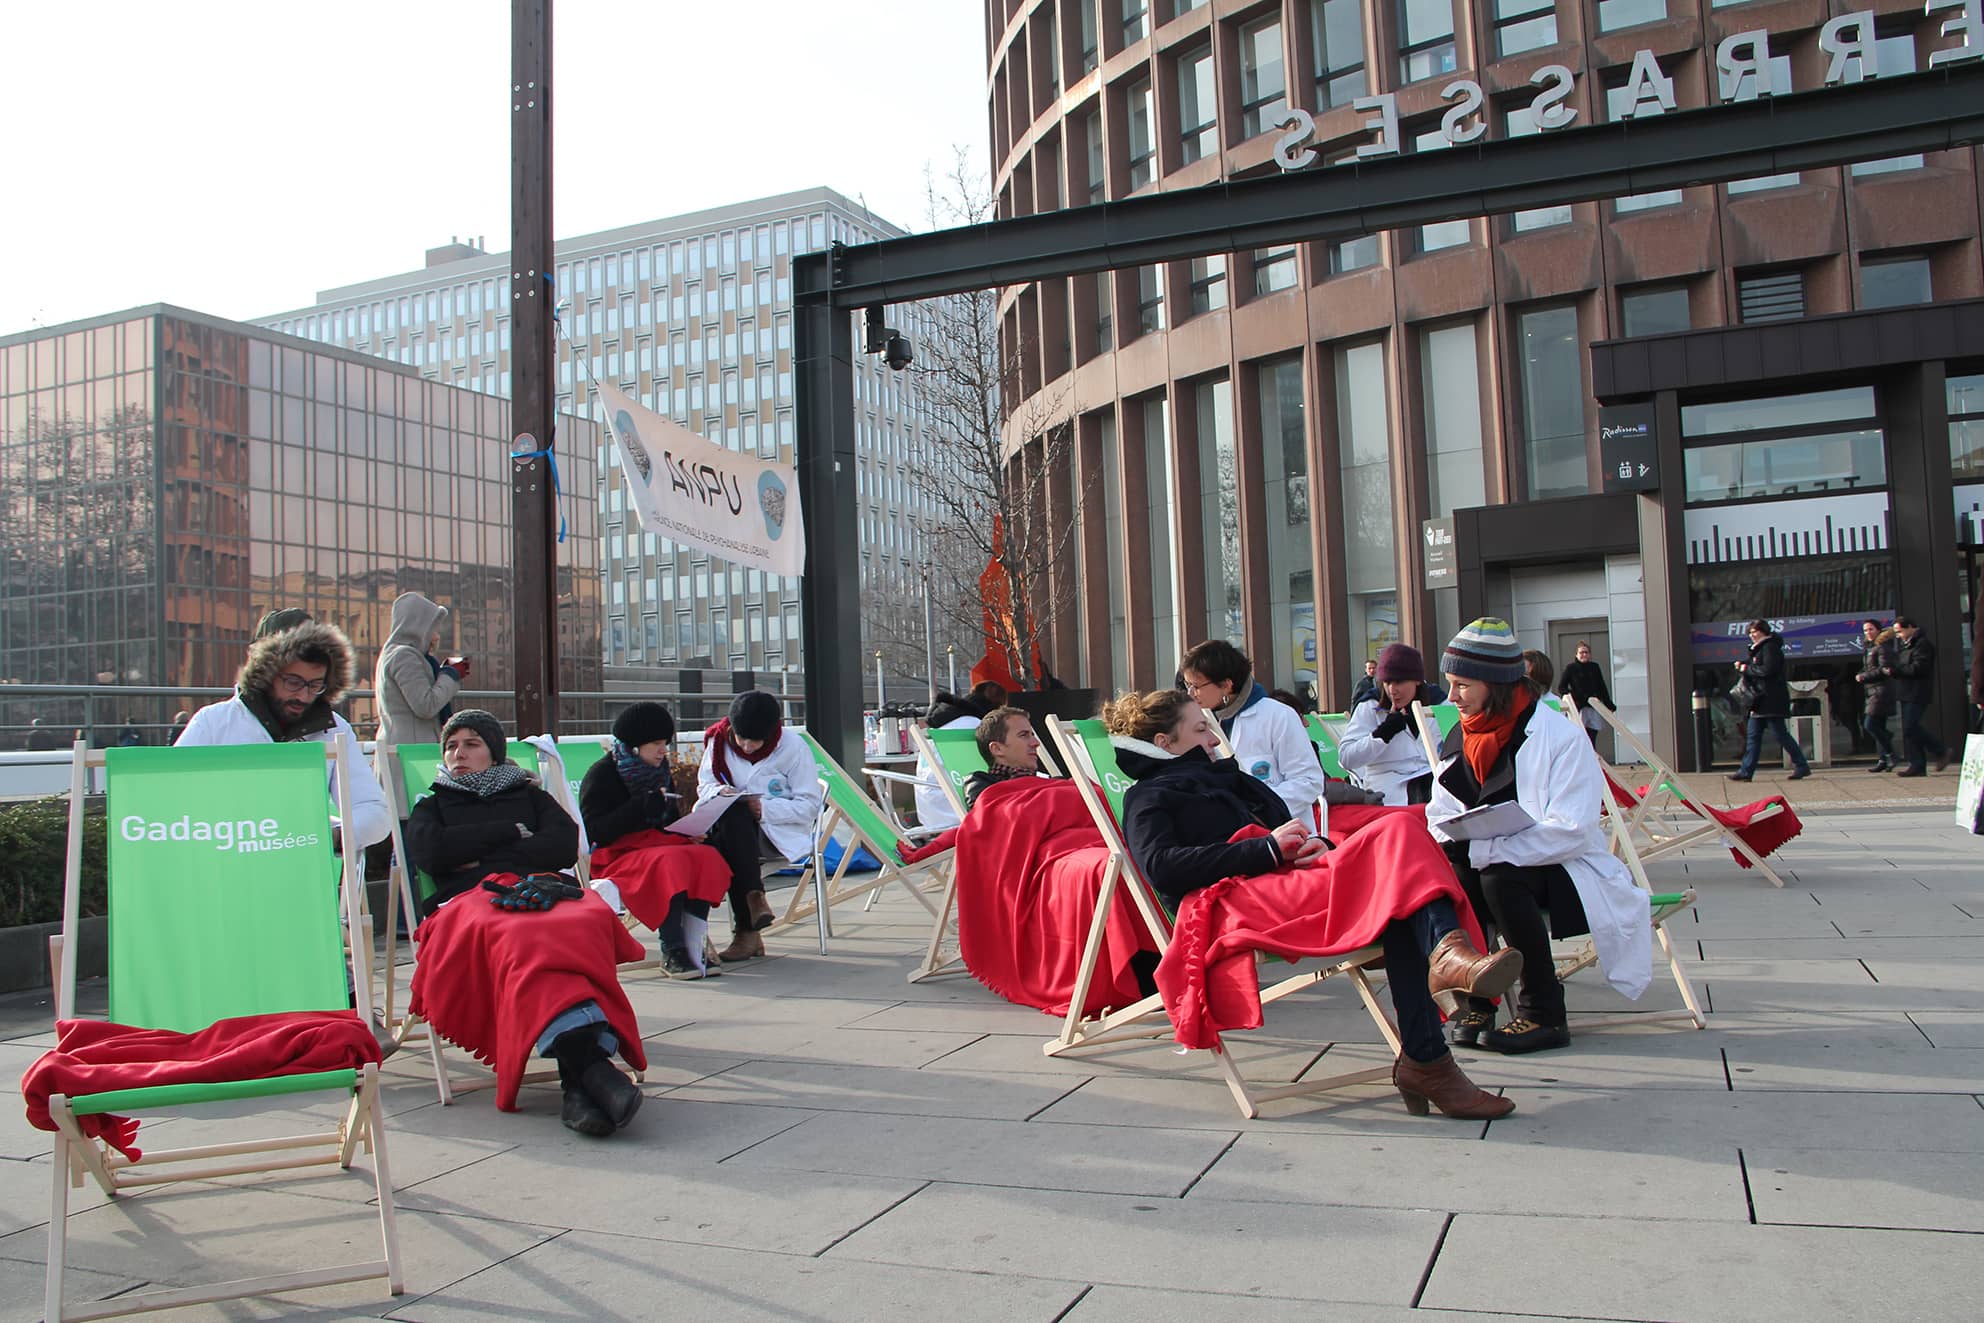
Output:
top-left (1042, 717), bottom-right (1403, 1119)
top-left (521, 734), bottom-right (616, 882)
top-left (779, 731), bottom-right (946, 950)
top-left (378, 741), bottom-right (550, 1105)
top-left (43, 741), bottom-right (401, 1322)
top-left (901, 726), bottom-right (990, 983)
top-left (1302, 712), bottom-right (1351, 780)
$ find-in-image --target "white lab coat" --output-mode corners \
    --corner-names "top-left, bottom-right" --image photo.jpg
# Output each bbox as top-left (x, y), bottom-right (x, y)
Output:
top-left (912, 714), bottom-right (978, 831)
top-left (1224, 688), bottom-right (1325, 826)
top-left (1336, 698), bottom-right (1433, 806)
top-left (696, 729), bottom-right (823, 862)
top-left (174, 696), bottom-right (392, 849)
top-left (1425, 700), bottom-right (1652, 1000)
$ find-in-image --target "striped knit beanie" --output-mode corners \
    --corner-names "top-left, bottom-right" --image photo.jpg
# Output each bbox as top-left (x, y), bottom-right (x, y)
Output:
top-left (1442, 618), bottom-right (1527, 685)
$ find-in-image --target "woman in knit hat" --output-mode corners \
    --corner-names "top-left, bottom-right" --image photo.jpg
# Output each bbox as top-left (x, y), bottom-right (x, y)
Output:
top-left (1424, 620), bottom-right (1653, 1055)
top-left (579, 702), bottom-right (733, 978)
top-left (694, 690), bottom-right (823, 962)
top-left (1338, 642), bottom-right (1439, 806)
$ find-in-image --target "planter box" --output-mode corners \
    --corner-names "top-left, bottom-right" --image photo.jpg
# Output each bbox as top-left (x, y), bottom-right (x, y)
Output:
top-left (0, 915), bottom-right (106, 995)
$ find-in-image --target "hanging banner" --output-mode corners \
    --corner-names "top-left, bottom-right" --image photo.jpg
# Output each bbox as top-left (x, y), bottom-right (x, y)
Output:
top-left (592, 381), bottom-right (805, 578)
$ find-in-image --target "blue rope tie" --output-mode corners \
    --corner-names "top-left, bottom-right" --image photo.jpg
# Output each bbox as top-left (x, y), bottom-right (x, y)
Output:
top-left (510, 443), bottom-right (567, 544)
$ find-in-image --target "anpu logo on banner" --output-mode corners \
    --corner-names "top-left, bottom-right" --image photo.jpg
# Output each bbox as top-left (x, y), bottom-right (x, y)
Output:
top-left (120, 814), bottom-right (323, 854)
top-left (595, 380), bottom-right (805, 579)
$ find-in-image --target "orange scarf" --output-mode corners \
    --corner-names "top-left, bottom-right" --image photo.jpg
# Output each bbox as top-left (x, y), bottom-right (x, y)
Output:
top-left (1460, 696), bottom-right (1533, 787)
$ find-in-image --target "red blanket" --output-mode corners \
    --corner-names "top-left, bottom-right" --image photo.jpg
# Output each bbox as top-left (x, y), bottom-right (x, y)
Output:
top-left (21, 1011), bottom-right (380, 1162)
top-left (1695, 794), bottom-right (1803, 867)
top-left (953, 778), bottom-right (1156, 1017)
top-left (1155, 813), bottom-right (1486, 1050)
top-left (590, 830), bottom-right (732, 929)
top-left (1327, 801), bottom-right (1429, 839)
top-left (410, 887), bottom-right (647, 1109)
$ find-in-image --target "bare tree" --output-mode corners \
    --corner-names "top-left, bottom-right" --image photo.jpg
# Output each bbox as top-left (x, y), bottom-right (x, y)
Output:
top-left (864, 151), bottom-right (1087, 697)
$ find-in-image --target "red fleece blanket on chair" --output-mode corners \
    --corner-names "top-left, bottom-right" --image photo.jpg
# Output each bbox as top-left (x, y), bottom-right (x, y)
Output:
top-left (1692, 794), bottom-right (1803, 867)
top-left (952, 778), bottom-right (1156, 1017)
top-left (590, 829), bottom-right (732, 930)
top-left (410, 887), bottom-right (647, 1110)
top-left (21, 1010), bottom-right (381, 1162)
top-left (1155, 812), bottom-right (1486, 1051)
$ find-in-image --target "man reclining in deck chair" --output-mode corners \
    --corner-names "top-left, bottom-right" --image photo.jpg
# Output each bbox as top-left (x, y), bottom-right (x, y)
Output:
top-left (961, 706), bottom-right (1056, 811)
top-left (1106, 688), bottom-right (1521, 1121)
top-left (1425, 619), bottom-right (1654, 1057)
top-left (406, 711), bottom-right (649, 1138)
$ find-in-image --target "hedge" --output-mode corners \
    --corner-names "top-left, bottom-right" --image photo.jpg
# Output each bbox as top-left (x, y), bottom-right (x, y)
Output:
top-left (0, 797), bottom-right (106, 928)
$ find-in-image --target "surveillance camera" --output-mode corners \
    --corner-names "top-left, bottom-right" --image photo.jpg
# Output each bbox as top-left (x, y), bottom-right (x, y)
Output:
top-left (884, 333), bottom-right (913, 371)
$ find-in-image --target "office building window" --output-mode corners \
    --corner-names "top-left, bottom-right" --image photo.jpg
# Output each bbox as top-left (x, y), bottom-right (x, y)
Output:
top-left (1516, 304), bottom-right (1587, 499)
top-left (1861, 254), bottom-right (1932, 308)
top-left (1331, 235), bottom-right (1380, 274)
top-left (1948, 373), bottom-right (1984, 481)
top-left (1420, 322), bottom-right (1487, 516)
top-left (1178, 44), bottom-right (1217, 164)
top-left (1094, 270), bottom-right (1115, 353)
top-left (1737, 269), bottom-right (1805, 323)
top-left (1126, 76), bottom-right (1156, 189)
top-left (1597, 0), bottom-right (1664, 30)
top-left (1494, 0), bottom-right (1557, 57)
top-left (1143, 394), bottom-right (1180, 682)
top-left (1196, 377), bottom-right (1242, 642)
top-left (1097, 409), bottom-right (1129, 690)
top-left (1239, 17), bottom-right (1287, 139)
top-left (1621, 284), bottom-right (1692, 337)
top-left (1257, 356), bottom-right (1314, 694)
top-left (1119, 0), bottom-right (1148, 49)
top-left (1399, 0), bottom-right (1457, 84)
top-left (1605, 76), bottom-right (1682, 211)
top-left (1414, 129), bottom-right (1469, 252)
top-left (1077, 0), bottom-right (1099, 73)
top-left (1253, 246), bottom-right (1299, 296)
top-left (1187, 255), bottom-right (1227, 315)
top-left (1136, 264), bottom-right (1166, 333)
top-left (1851, 34), bottom-right (1925, 175)
top-left (1311, 0), bottom-right (1367, 109)
top-left (1336, 340), bottom-right (1397, 668)
top-left (1083, 108), bottom-right (1106, 203)
top-left (1505, 104), bottom-right (1573, 231)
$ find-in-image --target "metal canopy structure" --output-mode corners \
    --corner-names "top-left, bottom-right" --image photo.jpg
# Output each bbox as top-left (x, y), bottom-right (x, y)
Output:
top-left (793, 63), bottom-right (1984, 770)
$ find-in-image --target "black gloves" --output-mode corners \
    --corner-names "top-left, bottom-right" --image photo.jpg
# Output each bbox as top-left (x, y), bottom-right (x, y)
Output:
top-left (641, 789), bottom-right (675, 827)
top-left (483, 873), bottom-right (585, 911)
top-left (1373, 710), bottom-right (1411, 743)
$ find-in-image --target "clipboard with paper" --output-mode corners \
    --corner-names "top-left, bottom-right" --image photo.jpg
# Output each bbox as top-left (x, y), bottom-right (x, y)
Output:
top-left (1437, 799), bottom-right (1536, 841)
top-left (666, 786), bottom-right (755, 838)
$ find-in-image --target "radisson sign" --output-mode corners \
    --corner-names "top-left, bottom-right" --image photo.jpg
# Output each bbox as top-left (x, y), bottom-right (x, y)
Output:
top-left (1273, 2), bottom-right (1982, 173)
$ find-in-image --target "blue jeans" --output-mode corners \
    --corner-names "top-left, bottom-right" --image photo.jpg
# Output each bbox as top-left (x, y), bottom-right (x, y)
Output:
top-left (1381, 897), bottom-right (1463, 1064)
top-left (1899, 701), bottom-right (1945, 772)
top-left (1738, 716), bottom-right (1809, 776)
top-left (1862, 713), bottom-right (1894, 763)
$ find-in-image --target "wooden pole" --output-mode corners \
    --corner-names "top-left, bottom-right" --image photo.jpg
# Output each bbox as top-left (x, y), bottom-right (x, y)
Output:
top-left (510, 0), bottom-right (558, 735)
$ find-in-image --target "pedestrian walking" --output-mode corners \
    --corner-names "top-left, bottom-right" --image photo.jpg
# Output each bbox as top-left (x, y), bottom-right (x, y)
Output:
top-left (1556, 641), bottom-right (1613, 745)
top-left (1854, 619), bottom-right (1898, 772)
top-left (1890, 615), bottom-right (1950, 777)
top-left (1728, 620), bottom-right (1811, 782)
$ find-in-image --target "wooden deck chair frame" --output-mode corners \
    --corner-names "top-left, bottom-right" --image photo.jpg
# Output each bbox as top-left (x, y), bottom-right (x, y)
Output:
top-left (767, 731), bottom-right (947, 946)
top-left (1583, 698), bottom-right (1789, 888)
top-left (43, 740), bottom-right (402, 1322)
top-left (899, 725), bottom-right (987, 983)
top-left (376, 742), bottom-right (600, 1106)
top-left (1041, 717), bottom-right (1405, 1120)
top-left (1408, 703), bottom-right (1706, 1029)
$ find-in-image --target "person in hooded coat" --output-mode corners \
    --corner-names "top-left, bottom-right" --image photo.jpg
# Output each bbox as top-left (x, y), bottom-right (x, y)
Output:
top-left (374, 591), bottom-right (465, 749)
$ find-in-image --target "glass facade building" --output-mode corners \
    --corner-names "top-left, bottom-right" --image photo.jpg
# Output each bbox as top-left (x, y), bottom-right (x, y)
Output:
top-left (255, 187), bottom-right (945, 683)
top-left (0, 307), bottom-right (600, 739)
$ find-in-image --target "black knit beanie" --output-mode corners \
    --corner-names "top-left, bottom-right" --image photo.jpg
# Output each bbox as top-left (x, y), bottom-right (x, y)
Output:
top-left (728, 690), bottom-right (783, 742)
top-left (441, 709), bottom-right (507, 766)
top-left (612, 701), bottom-right (676, 748)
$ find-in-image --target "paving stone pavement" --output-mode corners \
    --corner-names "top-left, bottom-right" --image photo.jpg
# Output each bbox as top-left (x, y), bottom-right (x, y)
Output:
top-left (4, 801), bottom-right (1982, 1321)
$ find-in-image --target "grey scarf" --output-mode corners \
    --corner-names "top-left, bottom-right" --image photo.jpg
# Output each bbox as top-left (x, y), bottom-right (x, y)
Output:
top-left (432, 762), bottom-right (532, 799)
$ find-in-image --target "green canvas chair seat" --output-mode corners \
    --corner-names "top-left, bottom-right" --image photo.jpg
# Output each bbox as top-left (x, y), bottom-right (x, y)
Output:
top-left (42, 740), bottom-right (401, 1322)
top-left (1042, 717), bottom-right (1403, 1120)
top-left (1302, 713), bottom-right (1351, 780)
top-left (901, 726), bottom-right (992, 983)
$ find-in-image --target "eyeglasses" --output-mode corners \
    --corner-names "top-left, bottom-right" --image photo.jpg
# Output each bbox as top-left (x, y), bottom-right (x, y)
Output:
top-left (1184, 678), bottom-right (1219, 697)
top-left (274, 672), bottom-right (329, 697)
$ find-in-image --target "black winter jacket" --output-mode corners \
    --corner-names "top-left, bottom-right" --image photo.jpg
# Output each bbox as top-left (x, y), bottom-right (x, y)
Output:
top-left (925, 691), bottom-right (991, 728)
top-left (1557, 659), bottom-right (1613, 713)
top-left (1115, 743), bottom-right (1292, 908)
top-left (1739, 634), bottom-right (1793, 718)
top-left (577, 754), bottom-right (680, 849)
top-left (1891, 633), bottom-right (1937, 706)
top-left (405, 775), bottom-right (580, 916)
top-left (1855, 632), bottom-right (1897, 717)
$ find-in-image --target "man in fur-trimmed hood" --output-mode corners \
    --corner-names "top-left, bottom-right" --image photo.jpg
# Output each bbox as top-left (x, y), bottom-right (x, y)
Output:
top-left (175, 620), bottom-right (392, 851)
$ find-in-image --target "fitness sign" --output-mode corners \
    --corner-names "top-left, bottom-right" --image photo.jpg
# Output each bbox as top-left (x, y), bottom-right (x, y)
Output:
top-left (1272, 4), bottom-right (1981, 173)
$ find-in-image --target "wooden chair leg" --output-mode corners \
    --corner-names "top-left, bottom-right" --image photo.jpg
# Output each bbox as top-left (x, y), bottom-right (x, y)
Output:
top-left (46, 1131), bottom-right (71, 1323)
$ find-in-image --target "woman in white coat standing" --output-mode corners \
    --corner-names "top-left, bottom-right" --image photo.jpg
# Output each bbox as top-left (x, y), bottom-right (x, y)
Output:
top-left (1425, 618), bottom-right (1652, 1055)
top-left (1337, 643), bottom-right (1440, 805)
top-left (696, 691), bottom-right (823, 963)
top-left (1180, 639), bottom-right (1325, 828)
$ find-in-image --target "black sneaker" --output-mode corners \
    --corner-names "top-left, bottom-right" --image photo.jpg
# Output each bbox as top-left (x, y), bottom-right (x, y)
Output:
top-left (1448, 1007), bottom-right (1495, 1047)
top-left (1474, 1018), bottom-right (1571, 1055)
top-left (660, 946), bottom-right (701, 978)
top-left (1866, 761), bottom-right (1891, 774)
top-left (1787, 768), bottom-right (1810, 781)
top-left (1726, 773), bottom-right (1752, 782)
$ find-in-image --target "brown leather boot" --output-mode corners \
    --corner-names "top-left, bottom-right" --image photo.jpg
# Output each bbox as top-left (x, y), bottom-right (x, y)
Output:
top-left (1393, 1051), bottom-right (1515, 1120)
top-left (745, 890), bottom-right (776, 931)
top-left (718, 928), bottom-right (765, 962)
top-left (1426, 930), bottom-right (1523, 1003)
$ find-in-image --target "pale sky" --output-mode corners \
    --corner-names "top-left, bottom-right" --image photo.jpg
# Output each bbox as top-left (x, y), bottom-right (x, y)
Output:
top-left (0, 1), bottom-right (991, 331)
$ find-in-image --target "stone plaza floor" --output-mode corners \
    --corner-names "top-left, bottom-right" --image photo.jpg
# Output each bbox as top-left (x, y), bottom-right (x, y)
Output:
top-left (3, 766), bottom-right (1982, 1321)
